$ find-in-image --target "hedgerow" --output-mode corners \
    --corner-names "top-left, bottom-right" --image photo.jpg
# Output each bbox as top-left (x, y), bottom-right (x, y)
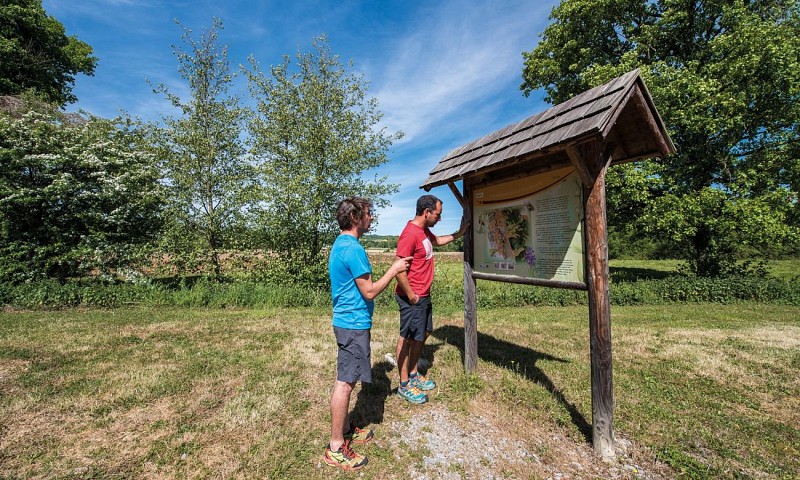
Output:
top-left (2, 275), bottom-right (798, 310)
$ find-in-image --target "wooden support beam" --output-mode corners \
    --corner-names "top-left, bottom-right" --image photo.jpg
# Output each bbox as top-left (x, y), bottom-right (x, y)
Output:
top-left (448, 182), bottom-right (465, 208)
top-left (629, 86), bottom-right (674, 157)
top-left (579, 139), bottom-right (616, 460)
top-left (566, 144), bottom-right (594, 188)
top-left (462, 180), bottom-right (478, 373)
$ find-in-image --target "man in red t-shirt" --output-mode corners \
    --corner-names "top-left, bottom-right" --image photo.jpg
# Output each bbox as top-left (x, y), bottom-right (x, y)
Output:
top-left (394, 194), bottom-right (467, 404)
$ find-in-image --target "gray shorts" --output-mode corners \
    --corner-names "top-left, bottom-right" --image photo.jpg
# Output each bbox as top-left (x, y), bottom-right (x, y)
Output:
top-left (334, 326), bottom-right (372, 383)
top-left (396, 294), bottom-right (433, 341)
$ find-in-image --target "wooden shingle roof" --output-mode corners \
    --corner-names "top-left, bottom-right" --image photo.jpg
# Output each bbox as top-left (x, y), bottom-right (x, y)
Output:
top-left (421, 69), bottom-right (675, 190)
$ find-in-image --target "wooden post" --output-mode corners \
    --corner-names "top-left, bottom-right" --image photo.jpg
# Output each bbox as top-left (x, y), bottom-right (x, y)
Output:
top-left (569, 141), bottom-right (615, 460)
top-left (462, 181), bottom-right (478, 372)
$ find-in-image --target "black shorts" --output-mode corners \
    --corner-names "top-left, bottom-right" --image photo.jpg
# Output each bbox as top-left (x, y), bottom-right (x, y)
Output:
top-left (334, 326), bottom-right (372, 383)
top-left (396, 294), bottom-right (433, 341)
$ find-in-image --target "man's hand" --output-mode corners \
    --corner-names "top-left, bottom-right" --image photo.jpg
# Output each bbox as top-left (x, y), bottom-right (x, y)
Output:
top-left (391, 256), bottom-right (413, 275)
top-left (408, 292), bottom-right (420, 305)
top-left (455, 214), bottom-right (470, 238)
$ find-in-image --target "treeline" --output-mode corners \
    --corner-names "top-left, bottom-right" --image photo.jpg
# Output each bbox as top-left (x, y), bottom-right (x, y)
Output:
top-left (362, 235), bottom-right (462, 253)
top-left (1, 12), bottom-right (399, 288)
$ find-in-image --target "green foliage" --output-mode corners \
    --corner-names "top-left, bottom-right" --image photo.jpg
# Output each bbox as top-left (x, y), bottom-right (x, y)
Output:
top-left (642, 187), bottom-right (793, 276)
top-left (521, 0), bottom-right (800, 276)
top-left (3, 258), bottom-right (800, 309)
top-left (0, 277), bottom-right (333, 309)
top-left (0, 0), bottom-right (97, 105)
top-left (250, 253), bottom-right (330, 290)
top-left (447, 373), bottom-right (485, 399)
top-left (142, 19), bottom-right (256, 279)
top-left (0, 279), bottom-right (166, 308)
top-left (245, 35), bottom-right (401, 279)
top-left (0, 100), bottom-right (164, 283)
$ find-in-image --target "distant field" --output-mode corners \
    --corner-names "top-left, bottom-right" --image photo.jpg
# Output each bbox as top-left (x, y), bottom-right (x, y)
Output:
top-left (376, 253), bottom-right (800, 282)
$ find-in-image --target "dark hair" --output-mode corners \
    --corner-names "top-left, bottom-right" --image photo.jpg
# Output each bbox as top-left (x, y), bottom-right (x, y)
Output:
top-left (416, 194), bottom-right (441, 216)
top-left (336, 197), bottom-right (372, 230)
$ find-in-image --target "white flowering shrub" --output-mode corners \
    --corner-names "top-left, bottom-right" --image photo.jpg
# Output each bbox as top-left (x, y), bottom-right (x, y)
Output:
top-left (0, 104), bottom-right (164, 283)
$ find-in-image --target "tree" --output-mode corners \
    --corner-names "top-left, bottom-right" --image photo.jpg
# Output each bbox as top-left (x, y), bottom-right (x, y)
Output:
top-left (0, 0), bottom-right (97, 106)
top-left (143, 19), bottom-right (255, 278)
top-left (245, 35), bottom-right (401, 284)
top-left (0, 97), bottom-right (163, 283)
top-left (522, 0), bottom-right (800, 275)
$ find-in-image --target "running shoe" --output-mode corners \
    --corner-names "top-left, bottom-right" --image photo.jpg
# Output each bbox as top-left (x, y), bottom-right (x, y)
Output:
top-left (323, 440), bottom-right (368, 470)
top-left (397, 385), bottom-right (428, 404)
top-left (343, 423), bottom-right (373, 444)
top-left (410, 373), bottom-right (436, 391)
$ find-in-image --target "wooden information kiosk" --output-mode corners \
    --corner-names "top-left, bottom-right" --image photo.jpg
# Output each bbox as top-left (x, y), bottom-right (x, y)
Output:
top-left (421, 69), bottom-right (675, 459)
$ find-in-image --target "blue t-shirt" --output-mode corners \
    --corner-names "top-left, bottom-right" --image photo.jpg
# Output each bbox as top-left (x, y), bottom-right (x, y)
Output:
top-left (329, 234), bottom-right (374, 329)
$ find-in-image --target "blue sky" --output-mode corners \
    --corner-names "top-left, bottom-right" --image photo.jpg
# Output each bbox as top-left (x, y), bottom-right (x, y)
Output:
top-left (42, 0), bottom-right (559, 236)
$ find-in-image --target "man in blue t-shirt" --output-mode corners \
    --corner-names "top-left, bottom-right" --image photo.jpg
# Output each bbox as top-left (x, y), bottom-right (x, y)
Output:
top-left (323, 197), bottom-right (411, 471)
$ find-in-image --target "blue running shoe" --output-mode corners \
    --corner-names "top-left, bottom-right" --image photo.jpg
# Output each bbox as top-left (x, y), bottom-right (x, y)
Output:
top-left (410, 373), bottom-right (436, 391)
top-left (397, 385), bottom-right (428, 404)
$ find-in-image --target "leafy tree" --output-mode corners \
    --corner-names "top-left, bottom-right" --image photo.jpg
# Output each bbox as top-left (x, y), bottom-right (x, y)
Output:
top-left (521, 0), bottom-right (800, 275)
top-left (143, 19), bottom-right (255, 278)
top-left (245, 35), bottom-right (401, 284)
top-left (0, 0), bottom-right (97, 105)
top-left (0, 97), bottom-right (163, 283)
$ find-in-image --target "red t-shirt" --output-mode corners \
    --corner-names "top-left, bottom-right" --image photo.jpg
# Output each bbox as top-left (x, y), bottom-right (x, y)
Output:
top-left (395, 221), bottom-right (436, 297)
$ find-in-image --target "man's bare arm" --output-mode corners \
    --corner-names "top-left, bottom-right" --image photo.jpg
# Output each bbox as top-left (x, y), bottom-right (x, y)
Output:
top-left (354, 256), bottom-right (412, 301)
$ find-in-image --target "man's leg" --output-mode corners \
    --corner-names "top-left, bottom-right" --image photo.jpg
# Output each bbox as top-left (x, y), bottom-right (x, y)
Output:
top-left (408, 331), bottom-right (430, 377)
top-left (395, 294), bottom-right (428, 404)
top-left (329, 379), bottom-right (354, 451)
top-left (396, 336), bottom-right (427, 404)
top-left (409, 298), bottom-right (436, 391)
top-left (325, 326), bottom-right (370, 470)
top-left (396, 335), bottom-right (411, 383)
top-left (407, 338), bottom-right (424, 378)
top-left (325, 379), bottom-right (368, 470)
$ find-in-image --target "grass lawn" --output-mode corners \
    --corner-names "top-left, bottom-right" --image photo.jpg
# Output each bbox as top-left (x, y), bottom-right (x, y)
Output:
top-left (1, 304), bottom-right (798, 478)
top-left (608, 259), bottom-right (800, 282)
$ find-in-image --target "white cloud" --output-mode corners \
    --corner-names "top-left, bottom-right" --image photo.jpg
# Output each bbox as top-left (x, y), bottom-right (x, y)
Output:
top-left (370, 0), bottom-right (554, 143)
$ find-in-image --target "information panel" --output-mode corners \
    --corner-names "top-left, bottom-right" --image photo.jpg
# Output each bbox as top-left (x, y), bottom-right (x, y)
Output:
top-left (472, 167), bottom-right (585, 283)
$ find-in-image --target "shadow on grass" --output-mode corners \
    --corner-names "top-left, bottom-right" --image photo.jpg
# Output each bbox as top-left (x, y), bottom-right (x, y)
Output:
top-left (431, 324), bottom-right (592, 443)
top-left (350, 360), bottom-right (395, 427)
top-left (350, 342), bottom-right (440, 427)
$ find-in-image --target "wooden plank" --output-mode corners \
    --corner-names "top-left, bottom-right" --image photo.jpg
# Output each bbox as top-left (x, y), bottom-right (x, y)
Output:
top-left (580, 139), bottom-right (615, 460)
top-left (470, 155), bottom-right (572, 190)
top-left (566, 144), bottom-right (593, 188)
top-left (519, 110), bottom-right (546, 129)
top-left (471, 271), bottom-right (587, 290)
top-left (629, 86), bottom-right (674, 156)
top-left (463, 179), bottom-right (478, 373)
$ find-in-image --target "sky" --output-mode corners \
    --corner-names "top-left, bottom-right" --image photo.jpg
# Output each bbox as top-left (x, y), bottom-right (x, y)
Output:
top-left (42, 0), bottom-right (560, 236)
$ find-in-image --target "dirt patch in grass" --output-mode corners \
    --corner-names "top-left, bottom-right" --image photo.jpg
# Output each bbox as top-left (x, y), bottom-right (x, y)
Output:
top-left (386, 401), bottom-right (674, 480)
